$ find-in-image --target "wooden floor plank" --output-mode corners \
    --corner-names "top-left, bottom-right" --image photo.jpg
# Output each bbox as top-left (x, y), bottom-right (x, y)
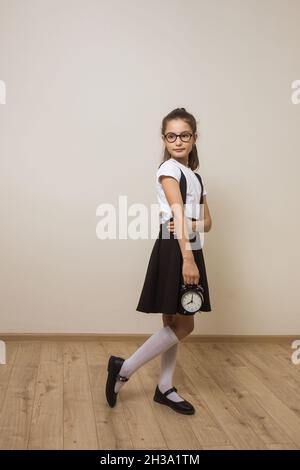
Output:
top-left (260, 343), bottom-right (300, 386)
top-left (0, 343), bottom-right (19, 415)
top-left (85, 341), bottom-right (133, 450)
top-left (0, 343), bottom-right (41, 449)
top-left (63, 342), bottom-right (98, 449)
top-left (28, 343), bottom-right (64, 449)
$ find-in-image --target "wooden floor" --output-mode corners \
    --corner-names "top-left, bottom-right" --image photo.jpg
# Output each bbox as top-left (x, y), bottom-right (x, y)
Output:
top-left (0, 340), bottom-right (299, 450)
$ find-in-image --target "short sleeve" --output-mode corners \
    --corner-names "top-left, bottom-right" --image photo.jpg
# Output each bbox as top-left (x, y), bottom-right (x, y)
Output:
top-left (156, 161), bottom-right (181, 185)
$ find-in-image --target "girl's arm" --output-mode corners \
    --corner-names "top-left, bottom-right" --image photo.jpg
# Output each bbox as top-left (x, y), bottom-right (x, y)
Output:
top-left (192, 195), bottom-right (212, 233)
top-left (159, 176), bottom-right (195, 260)
top-left (167, 195), bottom-right (212, 234)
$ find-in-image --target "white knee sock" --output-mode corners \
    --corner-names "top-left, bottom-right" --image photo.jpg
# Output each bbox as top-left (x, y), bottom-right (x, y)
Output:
top-left (114, 325), bottom-right (179, 393)
top-left (158, 343), bottom-right (184, 402)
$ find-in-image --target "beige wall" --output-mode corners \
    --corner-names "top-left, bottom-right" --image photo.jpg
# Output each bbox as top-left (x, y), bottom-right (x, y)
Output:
top-left (0, 0), bottom-right (299, 334)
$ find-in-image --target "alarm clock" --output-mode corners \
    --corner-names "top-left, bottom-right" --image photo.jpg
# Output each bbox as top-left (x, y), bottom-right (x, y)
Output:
top-left (179, 283), bottom-right (205, 315)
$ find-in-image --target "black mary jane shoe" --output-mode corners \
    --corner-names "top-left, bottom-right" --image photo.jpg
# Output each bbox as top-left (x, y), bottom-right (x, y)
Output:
top-left (105, 355), bottom-right (129, 407)
top-left (153, 385), bottom-right (195, 415)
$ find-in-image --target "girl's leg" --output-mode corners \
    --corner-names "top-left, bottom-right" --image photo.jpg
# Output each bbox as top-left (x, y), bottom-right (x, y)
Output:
top-left (114, 324), bottom-right (180, 393)
top-left (171, 313), bottom-right (194, 340)
top-left (158, 313), bottom-right (194, 402)
top-left (114, 312), bottom-right (194, 394)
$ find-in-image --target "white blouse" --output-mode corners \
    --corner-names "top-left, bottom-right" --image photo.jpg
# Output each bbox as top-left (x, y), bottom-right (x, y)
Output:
top-left (156, 157), bottom-right (207, 224)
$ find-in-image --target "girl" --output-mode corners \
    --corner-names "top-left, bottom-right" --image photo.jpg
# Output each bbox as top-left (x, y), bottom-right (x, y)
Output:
top-left (106, 108), bottom-right (212, 415)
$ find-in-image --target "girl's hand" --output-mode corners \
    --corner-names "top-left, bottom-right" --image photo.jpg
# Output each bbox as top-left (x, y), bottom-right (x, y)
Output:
top-left (182, 258), bottom-right (200, 285)
top-left (167, 219), bottom-right (194, 234)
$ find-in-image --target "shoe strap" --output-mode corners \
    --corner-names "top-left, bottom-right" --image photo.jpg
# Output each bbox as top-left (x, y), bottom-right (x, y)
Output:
top-left (116, 374), bottom-right (129, 382)
top-left (163, 386), bottom-right (177, 397)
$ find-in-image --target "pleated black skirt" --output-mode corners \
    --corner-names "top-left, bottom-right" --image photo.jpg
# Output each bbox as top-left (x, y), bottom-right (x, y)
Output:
top-left (136, 219), bottom-right (212, 315)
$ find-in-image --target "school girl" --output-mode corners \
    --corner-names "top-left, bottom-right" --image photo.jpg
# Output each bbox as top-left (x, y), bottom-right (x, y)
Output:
top-left (106, 108), bottom-right (212, 415)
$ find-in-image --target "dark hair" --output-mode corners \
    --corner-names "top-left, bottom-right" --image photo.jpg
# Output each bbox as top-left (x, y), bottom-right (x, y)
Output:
top-left (161, 107), bottom-right (200, 171)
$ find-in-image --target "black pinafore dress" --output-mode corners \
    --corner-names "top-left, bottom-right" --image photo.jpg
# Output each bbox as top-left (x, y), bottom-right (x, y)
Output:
top-left (136, 166), bottom-right (212, 315)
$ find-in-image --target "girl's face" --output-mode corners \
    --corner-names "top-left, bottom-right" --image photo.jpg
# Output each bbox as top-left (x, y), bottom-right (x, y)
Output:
top-left (162, 118), bottom-right (197, 164)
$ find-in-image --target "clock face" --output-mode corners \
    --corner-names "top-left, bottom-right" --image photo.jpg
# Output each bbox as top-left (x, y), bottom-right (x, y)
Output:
top-left (181, 290), bottom-right (202, 313)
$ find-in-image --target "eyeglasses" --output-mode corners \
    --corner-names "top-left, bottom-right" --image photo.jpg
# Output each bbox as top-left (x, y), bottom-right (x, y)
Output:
top-left (164, 132), bottom-right (193, 143)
